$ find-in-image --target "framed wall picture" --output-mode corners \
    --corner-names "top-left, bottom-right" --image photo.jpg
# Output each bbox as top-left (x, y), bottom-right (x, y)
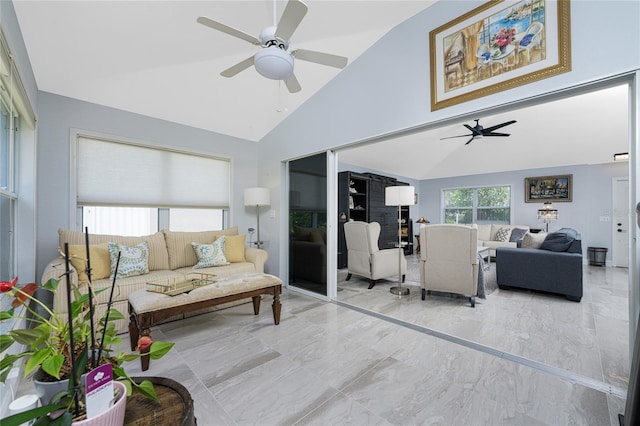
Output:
top-left (429, 0), bottom-right (571, 111)
top-left (525, 174), bottom-right (572, 202)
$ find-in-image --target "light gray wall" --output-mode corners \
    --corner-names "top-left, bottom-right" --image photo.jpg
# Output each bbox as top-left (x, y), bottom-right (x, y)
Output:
top-left (419, 162), bottom-right (629, 262)
top-left (258, 0), bottom-right (640, 275)
top-left (35, 92), bottom-right (261, 279)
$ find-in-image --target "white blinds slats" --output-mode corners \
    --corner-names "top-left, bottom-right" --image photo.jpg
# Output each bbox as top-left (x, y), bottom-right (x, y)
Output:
top-left (77, 137), bottom-right (230, 208)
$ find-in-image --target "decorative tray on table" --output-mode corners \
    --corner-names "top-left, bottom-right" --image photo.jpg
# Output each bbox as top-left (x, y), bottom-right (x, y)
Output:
top-left (146, 273), bottom-right (216, 296)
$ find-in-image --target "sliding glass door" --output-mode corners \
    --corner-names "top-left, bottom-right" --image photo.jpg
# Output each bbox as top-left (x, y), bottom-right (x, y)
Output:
top-left (288, 153), bottom-right (327, 296)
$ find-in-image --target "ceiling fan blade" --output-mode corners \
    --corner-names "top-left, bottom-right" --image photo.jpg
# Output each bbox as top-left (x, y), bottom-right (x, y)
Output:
top-left (464, 124), bottom-right (482, 135)
top-left (484, 132), bottom-right (510, 137)
top-left (465, 137), bottom-right (475, 145)
top-left (197, 17), bottom-right (260, 46)
top-left (275, 0), bottom-right (308, 41)
top-left (482, 120), bottom-right (516, 133)
top-left (220, 56), bottom-right (255, 78)
top-left (440, 134), bottom-right (472, 140)
top-left (284, 74), bottom-right (302, 93)
top-left (291, 49), bottom-right (348, 69)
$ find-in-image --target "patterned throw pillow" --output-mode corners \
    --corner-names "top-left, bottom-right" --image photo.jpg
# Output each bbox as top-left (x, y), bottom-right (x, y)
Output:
top-left (192, 237), bottom-right (229, 269)
top-left (108, 241), bottom-right (150, 279)
top-left (494, 227), bottom-right (512, 242)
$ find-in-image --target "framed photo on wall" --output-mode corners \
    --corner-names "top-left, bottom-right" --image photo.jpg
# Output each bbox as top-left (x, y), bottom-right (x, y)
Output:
top-left (429, 0), bottom-right (571, 111)
top-left (525, 174), bottom-right (572, 203)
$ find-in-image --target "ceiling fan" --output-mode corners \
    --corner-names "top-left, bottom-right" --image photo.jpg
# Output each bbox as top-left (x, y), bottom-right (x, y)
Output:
top-left (441, 119), bottom-right (517, 145)
top-left (197, 0), bottom-right (348, 94)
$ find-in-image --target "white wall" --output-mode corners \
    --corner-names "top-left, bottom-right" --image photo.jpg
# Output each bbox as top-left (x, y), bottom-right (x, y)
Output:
top-left (258, 0), bottom-right (640, 275)
top-left (35, 92), bottom-right (261, 279)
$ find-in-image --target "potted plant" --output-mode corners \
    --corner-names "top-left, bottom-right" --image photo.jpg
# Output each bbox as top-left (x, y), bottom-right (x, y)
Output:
top-left (0, 276), bottom-right (174, 425)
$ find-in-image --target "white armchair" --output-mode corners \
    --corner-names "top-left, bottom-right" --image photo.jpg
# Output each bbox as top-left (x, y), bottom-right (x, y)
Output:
top-left (343, 221), bottom-right (406, 289)
top-left (420, 224), bottom-right (479, 307)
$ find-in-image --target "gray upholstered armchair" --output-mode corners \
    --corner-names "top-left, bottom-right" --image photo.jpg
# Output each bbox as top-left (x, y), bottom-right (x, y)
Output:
top-left (343, 221), bottom-right (406, 289)
top-left (420, 224), bottom-right (479, 307)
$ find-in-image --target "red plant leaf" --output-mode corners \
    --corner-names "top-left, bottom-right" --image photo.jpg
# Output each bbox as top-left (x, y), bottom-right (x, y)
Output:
top-left (12, 283), bottom-right (39, 308)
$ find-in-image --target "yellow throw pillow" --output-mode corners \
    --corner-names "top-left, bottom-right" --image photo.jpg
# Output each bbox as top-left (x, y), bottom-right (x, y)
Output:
top-left (66, 243), bottom-right (111, 283)
top-left (224, 234), bottom-right (246, 263)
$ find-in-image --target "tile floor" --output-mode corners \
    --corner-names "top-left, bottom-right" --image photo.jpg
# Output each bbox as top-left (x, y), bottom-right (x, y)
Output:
top-left (111, 257), bottom-right (628, 425)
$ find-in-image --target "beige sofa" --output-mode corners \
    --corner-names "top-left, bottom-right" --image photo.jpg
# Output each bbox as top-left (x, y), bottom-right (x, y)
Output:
top-left (475, 224), bottom-right (530, 256)
top-left (41, 227), bottom-right (268, 334)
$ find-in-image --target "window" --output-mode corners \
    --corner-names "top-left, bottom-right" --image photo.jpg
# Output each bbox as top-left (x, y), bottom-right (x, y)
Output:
top-left (75, 135), bottom-right (230, 235)
top-left (0, 82), bottom-right (18, 280)
top-left (444, 186), bottom-right (510, 224)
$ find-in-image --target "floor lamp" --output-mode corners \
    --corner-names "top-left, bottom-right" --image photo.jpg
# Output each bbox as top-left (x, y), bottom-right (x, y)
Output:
top-left (244, 187), bottom-right (270, 249)
top-left (385, 185), bottom-right (415, 296)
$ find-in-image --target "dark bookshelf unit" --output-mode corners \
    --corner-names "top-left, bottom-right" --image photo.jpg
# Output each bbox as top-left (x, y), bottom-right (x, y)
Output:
top-left (338, 171), bottom-right (413, 269)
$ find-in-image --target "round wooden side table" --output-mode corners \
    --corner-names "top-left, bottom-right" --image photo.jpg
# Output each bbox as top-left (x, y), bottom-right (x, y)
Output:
top-left (125, 377), bottom-right (196, 426)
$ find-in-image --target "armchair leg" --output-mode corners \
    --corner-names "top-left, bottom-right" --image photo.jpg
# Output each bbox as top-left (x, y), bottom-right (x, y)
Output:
top-left (421, 288), bottom-right (426, 300)
top-left (346, 273), bottom-right (352, 281)
top-left (368, 279), bottom-right (376, 289)
top-left (402, 274), bottom-right (406, 283)
top-left (469, 296), bottom-right (475, 308)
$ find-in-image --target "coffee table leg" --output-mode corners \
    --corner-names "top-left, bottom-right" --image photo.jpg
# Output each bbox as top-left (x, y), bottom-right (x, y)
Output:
top-left (128, 307), bottom-right (139, 351)
top-left (272, 286), bottom-right (281, 325)
top-left (139, 328), bottom-right (151, 372)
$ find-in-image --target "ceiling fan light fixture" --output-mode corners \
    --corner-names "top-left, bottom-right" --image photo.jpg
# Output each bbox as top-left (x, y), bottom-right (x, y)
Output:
top-left (254, 47), bottom-right (294, 80)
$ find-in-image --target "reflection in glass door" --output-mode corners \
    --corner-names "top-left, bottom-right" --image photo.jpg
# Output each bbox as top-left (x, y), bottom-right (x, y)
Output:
top-left (288, 153), bottom-right (327, 296)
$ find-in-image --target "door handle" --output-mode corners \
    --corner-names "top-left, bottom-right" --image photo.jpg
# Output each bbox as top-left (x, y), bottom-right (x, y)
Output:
top-left (618, 229), bottom-right (623, 232)
top-left (618, 223), bottom-right (622, 226)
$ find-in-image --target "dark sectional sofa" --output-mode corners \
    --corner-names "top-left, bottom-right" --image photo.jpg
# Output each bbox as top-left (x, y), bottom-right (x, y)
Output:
top-left (496, 228), bottom-right (583, 302)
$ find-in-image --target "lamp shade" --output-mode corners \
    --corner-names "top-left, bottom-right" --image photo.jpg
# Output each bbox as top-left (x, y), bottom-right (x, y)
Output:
top-left (385, 186), bottom-right (415, 206)
top-left (254, 47), bottom-right (294, 80)
top-left (537, 202), bottom-right (558, 220)
top-left (244, 187), bottom-right (271, 206)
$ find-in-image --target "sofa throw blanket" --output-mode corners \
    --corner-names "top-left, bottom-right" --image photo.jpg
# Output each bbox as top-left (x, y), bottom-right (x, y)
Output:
top-left (540, 228), bottom-right (580, 252)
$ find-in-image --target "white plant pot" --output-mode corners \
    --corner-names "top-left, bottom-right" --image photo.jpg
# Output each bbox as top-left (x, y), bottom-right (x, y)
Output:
top-left (72, 381), bottom-right (127, 426)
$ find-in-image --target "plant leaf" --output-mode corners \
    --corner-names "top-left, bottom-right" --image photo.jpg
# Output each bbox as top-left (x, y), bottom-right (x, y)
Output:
top-left (9, 328), bottom-right (44, 346)
top-left (0, 334), bottom-right (15, 352)
top-left (41, 354), bottom-right (65, 379)
top-left (23, 347), bottom-right (52, 376)
top-left (2, 403), bottom-right (67, 426)
top-left (149, 341), bottom-right (174, 360)
top-left (0, 308), bottom-right (15, 321)
top-left (135, 379), bottom-right (158, 400)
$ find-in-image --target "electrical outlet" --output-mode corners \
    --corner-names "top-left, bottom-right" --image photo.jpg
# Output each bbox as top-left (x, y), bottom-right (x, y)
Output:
top-left (269, 209), bottom-right (276, 219)
top-left (599, 216), bottom-right (610, 222)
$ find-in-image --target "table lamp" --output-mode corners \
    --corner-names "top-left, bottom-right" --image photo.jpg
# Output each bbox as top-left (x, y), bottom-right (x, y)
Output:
top-left (244, 187), bottom-right (270, 249)
top-left (385, 185), bottom-right (415, 296)
top-left (537, 202), bottom-right (558, 232)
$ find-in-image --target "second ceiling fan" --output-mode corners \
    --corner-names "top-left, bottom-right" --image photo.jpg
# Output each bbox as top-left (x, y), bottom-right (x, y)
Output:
top-left (441, 119), bottom-right (517, 145)
top-left (197, 0), bottom-right (348, 93)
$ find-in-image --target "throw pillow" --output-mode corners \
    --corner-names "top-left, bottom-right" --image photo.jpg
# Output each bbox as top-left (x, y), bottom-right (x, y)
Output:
top-left (540, 228), bottom-right (579, 252)
top-left (521, 232), bottom-right (547, 249)
top-left (494, 227), bottom-right (512, 242)
top-left (108, 241), bottom-right (150, 279)
top-left (192, 237), bottom-right (229, 269)
top-left (67, 243), bottom-right (111, 283)
top-left (509, 228), bottom-right (528, 243)
top-left (224, 234), bottom-right (246, 263)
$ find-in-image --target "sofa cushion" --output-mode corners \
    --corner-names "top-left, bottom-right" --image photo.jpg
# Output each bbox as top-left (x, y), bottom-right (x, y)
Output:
top-left (540, 228), bottom-right (580, 252)
top-left (163, 227), bottom-right (238, 269)
top-left (108, 241), bottom-right (150, 279)
top-left (192, 238), bottom-right (229, 268)
top-left (521, 232), bottom-right (547, 249)
top-left (223, 234), bottom-right (246, 263)
top-left (509, 228), bottom-right (528, 242)
top-left (475, 224), bottom-right (492, 242)
top-left (67, 243), bottom-right (111, 283)
top-left (59, 228), bottom-right (169, 271)
top-left (494, 227), bottom-right (512, 242)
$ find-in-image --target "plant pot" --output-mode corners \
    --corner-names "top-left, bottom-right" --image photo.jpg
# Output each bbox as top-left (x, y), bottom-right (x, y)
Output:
top-left (33, 370), bottom-right (87, 407)
top-left (72, 381), bottom-right (127, 426)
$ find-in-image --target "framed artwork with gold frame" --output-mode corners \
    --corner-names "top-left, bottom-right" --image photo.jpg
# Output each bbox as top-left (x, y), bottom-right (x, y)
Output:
top-left (429, 0), bottom-right (571, 111)
top-left (525, 174), bottom-right (572, 203)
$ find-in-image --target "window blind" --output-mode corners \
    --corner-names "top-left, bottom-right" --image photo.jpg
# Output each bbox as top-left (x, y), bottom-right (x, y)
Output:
top-left (77, 136), bottom-right (230, 208)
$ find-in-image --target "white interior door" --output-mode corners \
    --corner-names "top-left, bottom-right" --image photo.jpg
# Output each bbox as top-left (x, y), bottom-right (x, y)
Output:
top-left (613, 177), bottom-right (630, 267)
